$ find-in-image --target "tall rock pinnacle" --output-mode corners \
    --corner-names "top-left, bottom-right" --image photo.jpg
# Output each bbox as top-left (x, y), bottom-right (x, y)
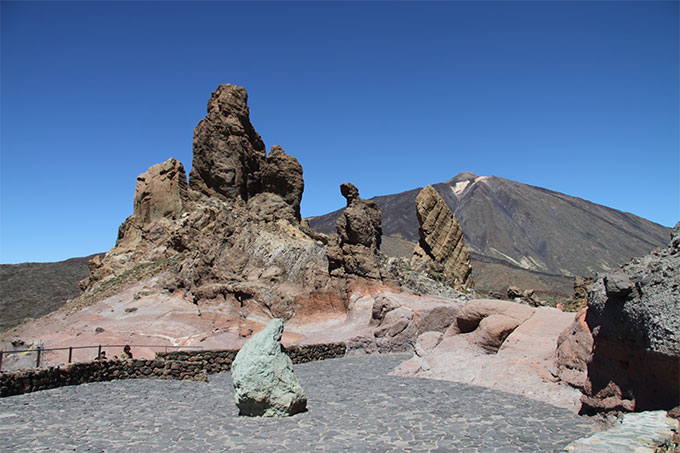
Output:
top-left (189, 84), bottom-right (266, 202)
top-left (411, 185), bottom-right (473, 290)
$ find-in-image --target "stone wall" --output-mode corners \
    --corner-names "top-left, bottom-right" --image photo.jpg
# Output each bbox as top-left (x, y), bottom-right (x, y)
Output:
top-left (0, 359), bottom-right (207, 397)
top-left (156, 343), bottom-right (347, 374)
top-left (0, 343), bottom-right (346, 398)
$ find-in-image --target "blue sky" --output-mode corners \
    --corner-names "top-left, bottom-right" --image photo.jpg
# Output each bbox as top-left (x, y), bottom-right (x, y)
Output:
top-left (1, 1), bottom-right (678, 264)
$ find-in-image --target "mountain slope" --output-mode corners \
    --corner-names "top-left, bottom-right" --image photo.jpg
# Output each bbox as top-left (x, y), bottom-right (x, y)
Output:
top-left (308, 172), bottom-right (671, 280)
top-left (0, 255), bottom-right (101, 331)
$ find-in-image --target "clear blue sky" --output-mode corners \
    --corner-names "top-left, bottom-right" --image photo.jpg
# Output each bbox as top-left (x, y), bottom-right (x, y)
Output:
top-left (1, 1), bottom-right (678, 264)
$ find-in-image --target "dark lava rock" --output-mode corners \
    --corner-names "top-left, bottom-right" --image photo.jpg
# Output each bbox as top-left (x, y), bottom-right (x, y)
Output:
top-left (581, 221), bottom-right (680, 413)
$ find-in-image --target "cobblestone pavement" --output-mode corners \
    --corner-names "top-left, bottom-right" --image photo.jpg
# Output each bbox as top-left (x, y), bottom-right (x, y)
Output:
top-left (0, 354), bottom-right (596, 452)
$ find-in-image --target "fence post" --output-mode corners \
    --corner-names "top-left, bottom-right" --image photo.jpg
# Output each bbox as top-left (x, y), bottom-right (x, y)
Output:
top-left (36, 347), bottom-right (41, 368)
top-left (0, 350), bottom-right (3, 372)
top-left (97, 345), bottom-right (102, 359)
top-left (68, 347), bottom-right (73, 363)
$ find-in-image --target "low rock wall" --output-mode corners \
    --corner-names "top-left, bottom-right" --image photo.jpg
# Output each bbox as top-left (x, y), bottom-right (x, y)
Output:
top-left (0, 359), bottom-right (207, 397)
top-left (156, 343), bottom-right (347, 373)
top-left (0, 343), bottom-right (346, 398)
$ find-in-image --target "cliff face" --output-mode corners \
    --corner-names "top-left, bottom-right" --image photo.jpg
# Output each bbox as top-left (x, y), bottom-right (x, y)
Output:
top-left (579, 223), bottom-right (680, 413)
top-left (79, 84), bottom-right (384, 321)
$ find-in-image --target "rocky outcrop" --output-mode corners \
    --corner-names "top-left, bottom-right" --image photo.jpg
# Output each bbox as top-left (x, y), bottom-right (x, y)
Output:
top-left (328, 183), bottom-right (383, 279)
top-left (453, 299), bottom-right (535, 352)
top-left (77, 84), bottom-right (352, 321)
top-left (411, 185), bottom-right (473, 290)
top-left (189, 84), bottom-right (266, 202)
top-left (555, 308), bottom-right (593, 390)
top-left (507, 286), bottom-right (543, 307)
top-left (580, 222), bottom-right (680, 414)
top-left (231, 319), bottom-right (307, 416)
top-left (260, 145), bottom-right (304, 221)
top-left (133, 158), bottom-right (189, 225)
top-left (394, 299), bottom-right (582, 411)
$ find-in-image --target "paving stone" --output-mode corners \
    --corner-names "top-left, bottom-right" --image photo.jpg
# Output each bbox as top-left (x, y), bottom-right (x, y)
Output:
top-left (1, 353), bottom-right (597, 451)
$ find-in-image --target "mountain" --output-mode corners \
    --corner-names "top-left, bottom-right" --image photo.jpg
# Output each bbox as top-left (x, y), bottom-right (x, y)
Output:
top-left (0, 254), bottom-right (101, 331)
top-left (308, 172), bottom-right (671, 297)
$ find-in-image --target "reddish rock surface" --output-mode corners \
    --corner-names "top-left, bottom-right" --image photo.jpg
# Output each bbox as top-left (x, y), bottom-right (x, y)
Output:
top-left (555, 308), bottom-right (593, 390)
top-left (393, 299), bottom-right (582, 412)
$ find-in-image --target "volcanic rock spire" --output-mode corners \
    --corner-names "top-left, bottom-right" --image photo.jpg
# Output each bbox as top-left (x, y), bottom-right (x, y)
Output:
top-left (411, 185), bottom-right (473, 290)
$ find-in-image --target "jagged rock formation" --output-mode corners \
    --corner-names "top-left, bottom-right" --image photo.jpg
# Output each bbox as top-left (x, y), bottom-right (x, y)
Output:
top-left (78, 84), bottom-right (361, 321)
top-left (231, 319), bottom-right (307, 417)
top-left (506, 286), bottom-right (543, 307)
top-left (308, 173), bottom-right (670, 298)
top-left (575, 222), bottom-right (679, 413)
top-left (260, 145), bottom-right (304, 221)
top-left (411, 185), bottom-right (473, 290)
top-left (189, 84), bottom-right (266, 202)
top-left (133, 158), bottom-right (189, 225)
top-left (327, 183), bottom-right (383, 279)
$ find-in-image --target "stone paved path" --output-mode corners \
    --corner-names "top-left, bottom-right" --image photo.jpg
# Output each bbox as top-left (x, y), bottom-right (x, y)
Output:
top-left (0, 354), bottom-right (596, 452)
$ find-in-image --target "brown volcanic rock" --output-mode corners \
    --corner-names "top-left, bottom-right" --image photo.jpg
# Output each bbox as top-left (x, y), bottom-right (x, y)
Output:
top-left (259, 145), bottom-right (304, 221)
top-left (77, 84), bottom-right (350, 321)
top-left (580, 222), bottom-right (680, 414)
top-left (411, 185), bottom-right (473, 290)
top-left (332, 183), bottom-right (383, 279)
top-left (189, 84), bottom-right (266, 201)
top-left (133, 158), bottom-right (188, 224)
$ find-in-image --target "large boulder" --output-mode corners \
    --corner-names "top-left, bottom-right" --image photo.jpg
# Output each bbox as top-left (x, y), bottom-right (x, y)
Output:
top-left (411, 185), bottom-right (473, 290)
top-left (580, 221), bottom-right (680, 413)
top-left (231, 319), bottom-right (307, 417)
top-left (453, 299), bottom-right (535, 352)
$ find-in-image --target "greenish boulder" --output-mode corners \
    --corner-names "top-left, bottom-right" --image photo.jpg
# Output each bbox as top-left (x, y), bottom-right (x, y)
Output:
top-left (231, 319), bottom-right (307, 416)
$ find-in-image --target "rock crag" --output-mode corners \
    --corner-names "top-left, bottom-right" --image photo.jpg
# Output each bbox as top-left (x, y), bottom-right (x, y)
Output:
top-left (575, 222), bottom-right (680, 414)
top-left (328, 183), bottom-right (383, 279)
top-left (78, 84), bottom-right (368, 321)
top-left (189, 84), bottom-right (266, 202)
top-left (411, 185), bottom-right (473, 290)
top-left (231, 319), bottom-right (307, 417)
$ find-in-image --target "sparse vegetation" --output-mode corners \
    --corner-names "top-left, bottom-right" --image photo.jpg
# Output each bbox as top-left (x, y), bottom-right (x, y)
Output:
top-left (64, 254), bottom-right (184, 313)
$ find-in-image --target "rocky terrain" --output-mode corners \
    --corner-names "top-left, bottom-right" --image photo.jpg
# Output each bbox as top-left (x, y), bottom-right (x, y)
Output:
top-left (76, 84), bottom-right (400, 326)
top-left (393, 299), bottom-right (583, 411)
top-left (0, 84), bottom-right (469, 364)
top-left (309, 172), bottom-right (671, 298)
top-left (557, 222), bottom-right (680, 414)
top-left (1, 84), bottom-right (677, 434)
